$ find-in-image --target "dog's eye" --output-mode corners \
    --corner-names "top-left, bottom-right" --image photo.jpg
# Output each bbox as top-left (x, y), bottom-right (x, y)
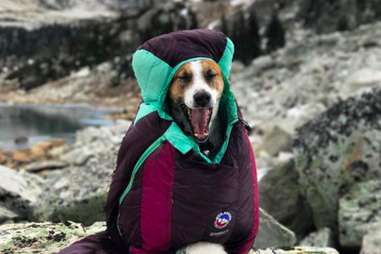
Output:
top-left (205, 70), bottom-right (217, 81)
top-left (178, 75), bottom-right (192, 83)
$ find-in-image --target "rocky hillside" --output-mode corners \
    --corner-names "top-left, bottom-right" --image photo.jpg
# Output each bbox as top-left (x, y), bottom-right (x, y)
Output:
top-left (1, 0), bottom-right (381, 253)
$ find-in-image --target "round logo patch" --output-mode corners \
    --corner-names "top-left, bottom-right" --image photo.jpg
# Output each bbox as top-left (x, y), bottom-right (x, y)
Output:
top-left (214, 212), bottom-right (232, 229)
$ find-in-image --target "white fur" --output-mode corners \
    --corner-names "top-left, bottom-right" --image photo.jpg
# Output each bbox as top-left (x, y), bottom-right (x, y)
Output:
top-left (180, 242), bottom-right (227, 254)
top-left (183, 60), bottom-right (221, 129)
top-left (184, 61), bottom-right (219, 109)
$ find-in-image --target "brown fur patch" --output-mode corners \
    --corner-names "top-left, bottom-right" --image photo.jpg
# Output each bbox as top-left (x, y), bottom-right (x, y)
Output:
top-left (168, 62), bottom-right (193, 103)
top-left (201, 60), bottom-right (224, 95)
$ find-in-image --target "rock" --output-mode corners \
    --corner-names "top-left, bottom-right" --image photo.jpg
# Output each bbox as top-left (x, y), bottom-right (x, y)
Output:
top-left (35, 123), bottom-right (130, 225)
top-left (11, 151), bottom-right (33, 163)
top-left (294, 89), bottom-right (381, 230)
top-left (251, 55), bottom-right (276, 73)
top-left (48, 145), bottom-right (69, 158)
top-left (340, 68), bottom-right (381, 99)
top-left (299, 0), bottom-right (381, 33)
top-left (300, 228), bottom-right (335, 247)
top-left (22, 160), bottom-right (68, 172)
top-left (285, 103), bottom-right (327, 131)
top-left (14, 136), bottom-right (28, 145)
top-left (0, 206), bottom-right (19, 224)
top-left (259, 159), bottom-right (313, 236)
top-left (0, 139), bottom-right (66, 169)
top-left (30, 139), bottom-right (65, 157)
top-left (259, 126), bottom-right (292, 156)
top-left (361, 225), bottom-right (381, 254)
top-left (0, 165), bottom-right (43, 220)
top-left (254, 208), bottom-right (297, 249)
top-left (61, 148), bottom-right (94, 166)
top-left (0, 221), bottom-right (338, 254)
top-left (254, 247), bottom-right (339, 254)
top-left (0, 221), bottom-right (106, 254)
top-left (37, 192), bottom-right (108, 226)
top-left (29, 145), bottom-right (46, 159)
top-left (233, 21), bottom-right (381, 141)
top-left (346, 68), bottom-right (381, 89)
top-left (338, 180), bottom-right (381, 248)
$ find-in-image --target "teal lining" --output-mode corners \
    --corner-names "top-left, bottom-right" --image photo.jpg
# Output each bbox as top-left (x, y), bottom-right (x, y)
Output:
top-left (134, 102), bottom-right (172, 124)
top-left (218, 38), bottom-right (235, 79)
top-left (132, 50), bottom-right (173, 104)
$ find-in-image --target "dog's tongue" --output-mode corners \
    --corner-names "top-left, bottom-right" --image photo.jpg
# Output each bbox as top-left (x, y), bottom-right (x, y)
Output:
top-left (189, 108), bottom-right (211, 141)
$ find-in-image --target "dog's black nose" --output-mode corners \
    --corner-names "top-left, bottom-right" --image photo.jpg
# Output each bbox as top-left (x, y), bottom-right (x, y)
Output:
top-left (193, 91), bottom-right (211, 107)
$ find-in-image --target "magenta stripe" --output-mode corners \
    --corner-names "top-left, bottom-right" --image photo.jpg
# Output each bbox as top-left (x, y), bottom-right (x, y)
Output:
top-left (140, 142), bottom-right (175, 252)
top-left (237, 134), bottom-right (259, 254)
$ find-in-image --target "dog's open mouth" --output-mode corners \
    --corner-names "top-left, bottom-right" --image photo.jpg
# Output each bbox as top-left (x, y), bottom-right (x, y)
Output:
top-left (186, 107), bottom-right (213, 142)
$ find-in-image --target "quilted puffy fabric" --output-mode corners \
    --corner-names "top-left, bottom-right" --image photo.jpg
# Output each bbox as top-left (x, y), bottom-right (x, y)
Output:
top-left (58, 29), bottom-right (259, 254)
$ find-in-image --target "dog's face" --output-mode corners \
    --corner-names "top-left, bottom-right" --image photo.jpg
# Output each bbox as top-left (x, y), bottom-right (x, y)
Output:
top-left (168, 59), bottom-right (224, 142)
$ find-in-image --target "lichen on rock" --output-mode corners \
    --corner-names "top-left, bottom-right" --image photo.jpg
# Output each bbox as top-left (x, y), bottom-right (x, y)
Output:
top-left (339, 180), bottom-right (381, 247)
top-left (0, 221), bottom-right (106, 254)
top-left (294, 89), bottom-right (381, 231)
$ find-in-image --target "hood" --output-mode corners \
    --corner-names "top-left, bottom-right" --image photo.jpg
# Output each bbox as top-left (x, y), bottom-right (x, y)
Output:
top-left (132, 29), bottom-right (235, 108)
top-left (131, 29), bottom-right (238, 163)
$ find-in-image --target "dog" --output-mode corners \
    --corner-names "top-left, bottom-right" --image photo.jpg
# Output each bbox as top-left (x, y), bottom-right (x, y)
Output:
top-left (167, 59), bottom-right (225, 157)
top-left (167, 59), bottom-right (227, 254)
top-left (58, 29), bottom-right (258, 254)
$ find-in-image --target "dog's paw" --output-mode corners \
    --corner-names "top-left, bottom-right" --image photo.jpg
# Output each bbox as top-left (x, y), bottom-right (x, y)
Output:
top-left (177, 242), bottom-right (227, 254)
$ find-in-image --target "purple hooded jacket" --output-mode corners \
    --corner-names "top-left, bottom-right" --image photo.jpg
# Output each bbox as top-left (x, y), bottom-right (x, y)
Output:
top-left (59, 29), bottom-right (259, 254)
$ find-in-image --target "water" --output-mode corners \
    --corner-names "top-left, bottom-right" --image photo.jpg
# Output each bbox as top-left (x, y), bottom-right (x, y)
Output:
top-left (0, 103), bottom-right (116, 151)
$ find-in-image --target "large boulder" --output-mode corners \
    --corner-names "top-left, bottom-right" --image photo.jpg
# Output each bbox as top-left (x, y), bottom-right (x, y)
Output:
top-left (0, 221), bottom-right (106, 254)
top-left (34, 123), bottom-right (130, 225)
top-left (259, 160), bottom-right (313, 237)
top-left (338, 180), bottom-right (381, 248)
top-left (254, 208), bottom-right (296, 249)
top-left (0, 165), bottom-right (43, 221)
top-left (294, 89), bottom-right (381, 230)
